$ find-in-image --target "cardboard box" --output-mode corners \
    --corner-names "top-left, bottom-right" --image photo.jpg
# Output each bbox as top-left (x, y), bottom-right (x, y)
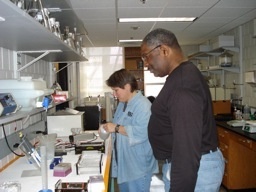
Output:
top-left (47, 108), bottom-right (84, 137)
top-left (212, 100), bottom-right (231, 115)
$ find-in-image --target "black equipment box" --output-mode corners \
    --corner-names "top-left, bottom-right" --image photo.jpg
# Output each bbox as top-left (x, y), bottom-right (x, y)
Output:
top-left (75, 142), bottom-right (105, 154)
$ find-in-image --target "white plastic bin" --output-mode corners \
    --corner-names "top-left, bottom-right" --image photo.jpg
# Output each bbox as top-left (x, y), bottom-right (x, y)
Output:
top-left (0, 78), bottom-right (53, 111)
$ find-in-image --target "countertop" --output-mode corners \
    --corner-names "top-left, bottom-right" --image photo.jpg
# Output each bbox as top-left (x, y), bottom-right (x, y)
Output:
top-left (0, 132), bottom-right (111, 192)
top-left (216, 121), bottom-right (256, 141)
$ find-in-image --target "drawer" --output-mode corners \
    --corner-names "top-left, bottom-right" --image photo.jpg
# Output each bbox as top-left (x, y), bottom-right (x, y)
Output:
top-left (218, 127), bottom-right (229, 145)
top-left (219, 141), bottom-right (229, 158)
top-left (230, 133), bottom-right (252, 149)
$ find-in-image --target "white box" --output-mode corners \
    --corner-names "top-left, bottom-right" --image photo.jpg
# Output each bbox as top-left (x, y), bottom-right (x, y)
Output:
top-left (245, 71), bottom-right (256, 83)
top-left (88, 175), bottom-right (104, 192)
top-left (212, 35), bottom-right (234, 49)
top-left (47, 109), bottom-right (84, 137)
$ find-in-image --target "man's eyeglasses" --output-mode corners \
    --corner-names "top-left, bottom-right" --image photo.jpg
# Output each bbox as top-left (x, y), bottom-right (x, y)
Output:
top-left (141, 45), bottom-right (161, 62)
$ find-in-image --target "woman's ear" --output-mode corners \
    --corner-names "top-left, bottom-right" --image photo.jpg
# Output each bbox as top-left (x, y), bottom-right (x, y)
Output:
top-left (124, 84), bottom-right (132, 92)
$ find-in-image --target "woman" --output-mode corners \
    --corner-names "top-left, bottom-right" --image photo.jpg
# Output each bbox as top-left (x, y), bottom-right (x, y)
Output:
top-left (101, 68), bottom-right (158, 192)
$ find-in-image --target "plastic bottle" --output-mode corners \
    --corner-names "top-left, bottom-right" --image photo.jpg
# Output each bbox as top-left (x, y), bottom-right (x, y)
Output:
top-left (233, 106), bottom-right (237, 120)
top-left (243, 104), bottom-right (250, 120)
top-left (235, 110), bottom-right (242, 120)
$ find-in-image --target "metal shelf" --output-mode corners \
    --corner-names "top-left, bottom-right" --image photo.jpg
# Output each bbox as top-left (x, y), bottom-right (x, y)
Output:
top-left (189, 46), bottom-right (240, 74)
top-left (0, 0), bottom-right (87, 62)
top-left (0, 98), bottom-right (75, 125)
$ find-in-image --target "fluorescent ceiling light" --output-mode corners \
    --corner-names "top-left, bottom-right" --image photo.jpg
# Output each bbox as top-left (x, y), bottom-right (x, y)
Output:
top-left (119, 17), bottom-right (197, 22)
top-left (48, 7), bottom-right (62, 12)
top-left (119, 39), bottom-right (142, 43)
top-left (0, 16), bottom-right (5, 22)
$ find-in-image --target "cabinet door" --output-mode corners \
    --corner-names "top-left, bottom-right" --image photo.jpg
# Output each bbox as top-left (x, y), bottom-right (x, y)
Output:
top-left (217, 126), bottom-right (230, 145)
top-left (227, 133), bottom-right (256, 189)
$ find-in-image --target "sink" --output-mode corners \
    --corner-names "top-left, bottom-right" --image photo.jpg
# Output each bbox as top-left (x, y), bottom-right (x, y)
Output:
top-left (227, 120), bottom-right (245, 127)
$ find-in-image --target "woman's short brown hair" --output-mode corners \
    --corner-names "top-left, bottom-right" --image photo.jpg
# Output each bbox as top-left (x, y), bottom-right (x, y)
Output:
top-left (106, 68), bottom-right (138, 92)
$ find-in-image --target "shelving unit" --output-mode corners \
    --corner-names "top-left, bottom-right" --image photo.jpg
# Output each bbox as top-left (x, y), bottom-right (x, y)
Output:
top-left (189, 46), bottom-right (240, 74)
top-left (0, 1), bottom-right (87, 123)
top-left (189, 45), bottom-right (241, 101)
top-left (0, 0), bottom-right (87, 62)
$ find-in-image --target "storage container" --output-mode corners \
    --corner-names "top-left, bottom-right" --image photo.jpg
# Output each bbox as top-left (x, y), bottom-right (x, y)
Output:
top-left (0, 78), bottom-right (53, 111)
top-left (212, 35), bottom-right (234, 49)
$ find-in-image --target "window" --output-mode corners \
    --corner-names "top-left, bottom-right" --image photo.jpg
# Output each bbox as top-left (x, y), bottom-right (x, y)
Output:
top-left (79, 47), bottom-right (124, 99)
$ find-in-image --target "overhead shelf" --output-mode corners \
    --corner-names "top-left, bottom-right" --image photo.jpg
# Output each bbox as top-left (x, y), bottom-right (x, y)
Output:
top-left (0, 98), bottom-right (75, 125)
top-left (188, 46), bottom-right (239, 59)
top-left (189, 46), bottom-right (240, 73)
top-left (208, 46), bottom-right (239, 55)
top-left (207, 66), bottom-right (240, 74)
top-left (188, 52), bottom-right (210, 59)
top-left (0, 0), bottom-right (87, 62)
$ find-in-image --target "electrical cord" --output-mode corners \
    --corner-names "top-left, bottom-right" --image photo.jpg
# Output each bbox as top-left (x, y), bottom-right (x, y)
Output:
top-left (2, 124), bottom-right (24, 157)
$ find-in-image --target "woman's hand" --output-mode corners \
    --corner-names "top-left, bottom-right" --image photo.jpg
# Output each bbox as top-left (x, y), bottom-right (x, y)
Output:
top-left (102, 122), bottom-right (116, 133)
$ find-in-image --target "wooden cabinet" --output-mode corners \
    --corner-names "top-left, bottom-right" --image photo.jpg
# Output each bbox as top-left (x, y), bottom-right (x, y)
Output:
top-left (124, 47), bottom-right (144, 93)
top-left (217, 126), bottom-right (256, 190)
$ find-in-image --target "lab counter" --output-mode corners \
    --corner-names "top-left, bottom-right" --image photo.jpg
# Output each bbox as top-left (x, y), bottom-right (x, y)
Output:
top-left (0, 132), bottom-right (112, 192)
top-left (216, 121), bottom-right (256, 141)
top-left (216, 121), bottom-right (256, 190)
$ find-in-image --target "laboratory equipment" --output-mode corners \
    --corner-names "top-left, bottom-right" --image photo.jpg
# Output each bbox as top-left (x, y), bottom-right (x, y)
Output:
top-left (0, 93), bottom-right (18, 116)
top-left (36, 95), bottom-right (53, 110)
top-left (227, 120), bottom-right (245, 127)
top-left (98, 124), bottom-right (110, 140)
top-left (242, 120), bottom-right (256, 133)
top-left (39, 146), bottom-right (52, 192)
top-left (18, 133), bottom-right (41, 168)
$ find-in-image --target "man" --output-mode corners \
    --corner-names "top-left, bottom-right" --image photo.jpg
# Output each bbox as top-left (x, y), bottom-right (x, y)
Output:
top-left (141, 28), bottom-right (225, 192)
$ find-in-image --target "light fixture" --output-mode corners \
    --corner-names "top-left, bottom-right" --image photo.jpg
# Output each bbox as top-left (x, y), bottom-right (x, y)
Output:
top-left (119, 39), bottom-right (142, 43)
top-left (0, 16), bottom-right (5, 22)
top-left (119, 17), bottom-right (197, 22)
top-left (48, 7), bottom-right (62, 12)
